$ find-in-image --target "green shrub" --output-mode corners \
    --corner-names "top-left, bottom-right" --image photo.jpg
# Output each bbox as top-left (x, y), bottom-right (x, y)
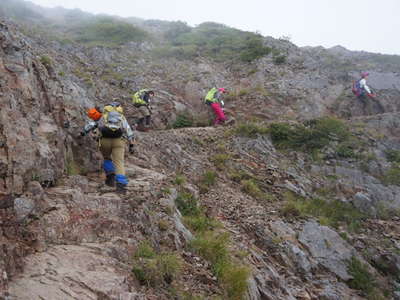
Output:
top-left (347, 256), bottom-right (377, 296)
top-left (134, 240), bottom-right (156, 259)
top-left (174, 174), bottom-right (186, 186)
top-left (273, 54), bottom-right (287, 64)
top-left (163, 21), bottom-right (192, 42)
top-left (158, 219), bottom-right (169, 231)
top-left (234, 122), bottom-right (269, 138)
top-left (201, 170), bottom-right (217, 186)
top-left (241, 179), bottom-right (263, 199)
top-left (269, 123), bottom-right (292, 146)
top-left (157, 253), bottom-right (183, 282)
top-left (385, 149), bottom-right (400, 163)
top-left (229, 170), bottom-right (254, 183)
top-left (159, 22), bottom-right (271, 62)
top-left (191, 232), bottom-right (230, 272)
top-left (336, 143), bottom-right (356, 158)
top-left (198, 170), bottom-right (217, 193)
top-left (71, 17), bottom-right (148, 46)
top-left (133, 252), bottom-right (183, 286)
top-left (161, 187), bottom-right (171, 195)
top-left (281, 191), bottom-right (365, 231)
top-left (175, 192), bottom-right (201, 216)
top-left (172, 113), bottom-right (193, 128)
top-left (40, 55), bottom-right (52, 67)
top-left (219, 264), bottom-right (251, 300)
top-left (151, 45), bottom-right (198, 60)
top-left (238, 88), bottom-right (250, 96)
top-left (132, 265), bottom-right (148, 284)
top-left (239, 37), bottom-right (272, 62)
top-left (210, 153), bottom-right (231, 170)
top-left (184, 215), bottom-right (220, 233)
top-left (191, 232), bottom-right (249, 299)
top-left (280, 200), bottom-right (301, 218)
top-left (382, 165), bottom-right (400, 185)
top-left (270, 117), bottom-right (349, 151)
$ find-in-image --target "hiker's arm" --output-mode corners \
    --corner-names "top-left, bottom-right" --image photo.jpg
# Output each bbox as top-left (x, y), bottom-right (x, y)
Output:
top-left (217, 92), bottom-right (225, 106)
top-left (364, 84), bottom-right (372, 94)
top-left (122, 118), bottom-right (135, 154)
top-left (122, 117), bottom-right (135, 141)
top-left (81, 121), bottom-right (97, 136)
top-left (360, 79), bottom-right (372, 94)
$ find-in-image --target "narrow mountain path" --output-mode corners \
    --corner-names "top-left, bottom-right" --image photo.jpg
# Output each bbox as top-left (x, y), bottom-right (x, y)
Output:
top-left (5, 126), bottom-right (382, 299)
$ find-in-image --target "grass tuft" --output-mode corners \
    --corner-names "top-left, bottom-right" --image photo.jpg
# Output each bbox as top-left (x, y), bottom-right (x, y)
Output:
top-left (234, 122), bottom-right (269, 138)
top-left (198, 170), bottom-right (217, 193)
top-left (280, 191), bottom-right (366, 231)
top-left (174, 174), bottom-right (186, 186)
top-left (190, 232), bottom-right (250, 299)
top-left (175, 192), bottom-right (201, 216)
top-left (133, 241), bottom-right (183, 287)
top-left (134, 240), bottom-right (156, 259)
top-left (210, 153), bottom-right (231, 170)
top-left (347, 256), bottom-right (378, 297)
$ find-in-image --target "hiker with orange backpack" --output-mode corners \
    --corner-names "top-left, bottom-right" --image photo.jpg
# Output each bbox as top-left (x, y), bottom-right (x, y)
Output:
top-left (204, 87), bottom-right (228, 125)
top-left (81, 102), bottom-right (134, 194)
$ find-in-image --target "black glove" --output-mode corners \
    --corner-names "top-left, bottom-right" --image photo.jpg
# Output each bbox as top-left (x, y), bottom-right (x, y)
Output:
top-left (80, 131), bottom-right (86, 137)
top-left (129, 143), bottom-right (135, 154)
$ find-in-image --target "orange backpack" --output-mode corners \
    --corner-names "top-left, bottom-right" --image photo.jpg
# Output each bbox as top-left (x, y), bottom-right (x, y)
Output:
top-left (87, 108), bottom-right (102, 121)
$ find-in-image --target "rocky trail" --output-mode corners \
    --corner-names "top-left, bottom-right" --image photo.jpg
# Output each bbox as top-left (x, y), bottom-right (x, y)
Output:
top-left (2, 125), bottom-right (397, 299)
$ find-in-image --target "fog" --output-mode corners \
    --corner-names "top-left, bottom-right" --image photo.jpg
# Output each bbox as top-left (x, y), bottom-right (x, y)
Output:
top-left (28, 0), bottom-right (400, 55)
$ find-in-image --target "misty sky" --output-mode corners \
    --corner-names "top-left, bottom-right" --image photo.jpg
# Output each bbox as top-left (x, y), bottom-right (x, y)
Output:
top-left (28, 0), bottom-right (400, 55)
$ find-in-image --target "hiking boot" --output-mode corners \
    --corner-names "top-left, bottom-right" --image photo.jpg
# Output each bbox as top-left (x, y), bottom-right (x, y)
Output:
top-left (116, 183), bottom-right (127, 195)
top-left (105, 173), bottom-right (116, 187)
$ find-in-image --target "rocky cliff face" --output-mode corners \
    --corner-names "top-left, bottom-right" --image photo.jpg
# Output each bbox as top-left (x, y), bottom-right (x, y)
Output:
top-left (1, 2), bottom-right (400, 299)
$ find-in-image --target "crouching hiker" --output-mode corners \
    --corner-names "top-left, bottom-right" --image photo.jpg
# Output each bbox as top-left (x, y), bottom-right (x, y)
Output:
top-left (81, 102), bottom-right (134, 194)
top-left (204, 87), bottom-right (228, 126)
top-left (132, 89), bottom-right (155, 131)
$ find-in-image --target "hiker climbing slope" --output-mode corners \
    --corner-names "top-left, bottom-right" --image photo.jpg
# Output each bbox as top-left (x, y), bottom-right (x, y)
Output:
top-left (81, 102), bottom-right (134, 194)
top-left (353, 72), bottom-right (376, 99)
top-left (205, 87), bottom-right (228, 125)
top-left (132, 89), bottom-right (154, 131)
top-left (352, 72), bottom-right (384, 114)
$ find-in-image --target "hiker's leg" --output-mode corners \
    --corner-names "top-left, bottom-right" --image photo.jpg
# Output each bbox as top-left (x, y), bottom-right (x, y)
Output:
top-left (112, 139), bottom-right (128, 194)
top-left (137, 117), bottom-right (144, 126)
top-left (111, 138), bottom-right (127, 180)
top-left (145, 115), bottom-right (151, 126)
top-left (211, 103), bottom-right (226, 124)
top-left (139, 106), bottom-right (151, 128)
top-left (100, 138), bottom-right (115, 175)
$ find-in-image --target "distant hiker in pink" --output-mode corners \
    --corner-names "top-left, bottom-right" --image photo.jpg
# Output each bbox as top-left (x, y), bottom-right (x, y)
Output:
top-left (204, 87), bottom-right (227, 125)
top-left (352, 72), bottom-right (376, 99)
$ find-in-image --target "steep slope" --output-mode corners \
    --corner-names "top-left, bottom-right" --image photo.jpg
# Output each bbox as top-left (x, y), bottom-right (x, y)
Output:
top-left (1, 0), bottom-right (399, 124)
top-left (1, 2), bottom-right (400, 299)
top-left (4, 123), bottom-right (400, 299)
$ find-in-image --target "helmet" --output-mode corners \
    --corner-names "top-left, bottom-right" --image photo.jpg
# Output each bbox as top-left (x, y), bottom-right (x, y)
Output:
top-left (87, 107), bottom-right (102, 121)
top-left (361, 72), bottom-right (369, 78)
top-left (218, 88), bottom-right (227, 93)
